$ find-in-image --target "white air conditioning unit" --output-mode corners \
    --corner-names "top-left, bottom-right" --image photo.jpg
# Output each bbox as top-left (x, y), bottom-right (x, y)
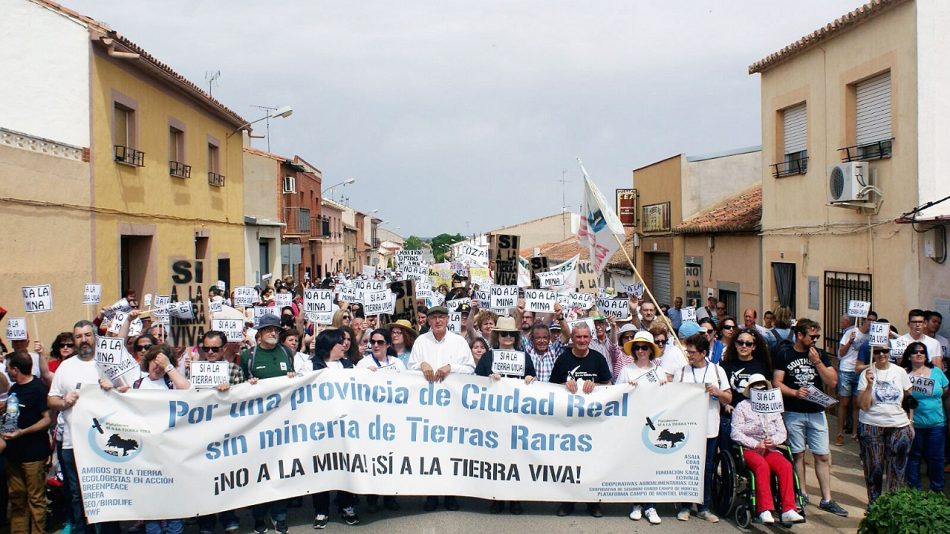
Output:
top-left (282, 175), bottom-right (296, 193)
top-left (827, 162), bottom-right (870, 204)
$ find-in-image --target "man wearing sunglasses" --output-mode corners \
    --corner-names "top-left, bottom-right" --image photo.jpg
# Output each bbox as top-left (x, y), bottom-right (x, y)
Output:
top-left (198, 331), bottom-right (244, 391)
top-left (773, 318), bottom-right (847, 517)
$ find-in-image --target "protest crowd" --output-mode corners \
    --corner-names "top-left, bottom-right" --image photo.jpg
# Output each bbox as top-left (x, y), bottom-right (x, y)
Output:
top-left (2, 242), bottom-right (949, 534)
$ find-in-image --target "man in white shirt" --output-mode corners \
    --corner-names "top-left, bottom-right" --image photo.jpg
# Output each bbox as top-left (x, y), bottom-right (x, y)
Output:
top-left (47, 320), bottom-right (108, 534)
top-left (409, 306), bottom-right (475, 381)
top-left (898, 309), bottom-right (942, 370)
top-left (408, 306), bottom-right (473, 512)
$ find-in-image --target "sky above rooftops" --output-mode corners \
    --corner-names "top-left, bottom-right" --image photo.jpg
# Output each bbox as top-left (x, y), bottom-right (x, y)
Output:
top-left (66, 0), bottom-right (860, 236)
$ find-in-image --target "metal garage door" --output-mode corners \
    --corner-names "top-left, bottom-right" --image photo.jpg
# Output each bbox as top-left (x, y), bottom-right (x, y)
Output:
top-left (650, 253), bottom-right (671, 307)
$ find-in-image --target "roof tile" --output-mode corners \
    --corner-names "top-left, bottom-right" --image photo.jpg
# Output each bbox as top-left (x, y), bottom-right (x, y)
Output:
top-left (673, 185), bottom-right (761, 235)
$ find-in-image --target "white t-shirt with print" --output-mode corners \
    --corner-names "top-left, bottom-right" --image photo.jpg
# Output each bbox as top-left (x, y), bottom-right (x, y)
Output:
top-left (679, 362), bottom-right (730, 438)
top-left (839, 327), bottom-right (867, 372)
top-left (857, 363), bottom-right (912, 428)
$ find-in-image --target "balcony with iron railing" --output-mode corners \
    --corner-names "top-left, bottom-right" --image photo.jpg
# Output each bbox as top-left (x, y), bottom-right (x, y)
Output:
top-left (771, 155), bottom-right (808, 178)
top-left (115, 145), bottom-right (144, 167)
top-left (839, 138), bottom-right (894, 163)
top-left (208, 171), bottom-right (225, 187)
top-left (169, 160), bottom-right (191, 178)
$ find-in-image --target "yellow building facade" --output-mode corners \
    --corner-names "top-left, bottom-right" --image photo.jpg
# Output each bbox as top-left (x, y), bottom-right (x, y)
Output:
top-left (88, 32), bottom-right (246, 307)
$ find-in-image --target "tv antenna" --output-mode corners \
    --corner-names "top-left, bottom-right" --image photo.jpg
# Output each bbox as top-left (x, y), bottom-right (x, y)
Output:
top-left (205, 70), bottom-right (221, 97)
top-left (559, 169), bottom-right (570, 239)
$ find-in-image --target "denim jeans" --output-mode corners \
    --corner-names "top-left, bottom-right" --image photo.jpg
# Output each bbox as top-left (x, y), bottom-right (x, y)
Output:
top-left (60, 448), bottom-right (87, 534)
top-left (145, 520), bottom-right (183, 534)
top-left (907, 425), bottom-right (946, 492)
top-left (57, 442), bottom-right (74, 525)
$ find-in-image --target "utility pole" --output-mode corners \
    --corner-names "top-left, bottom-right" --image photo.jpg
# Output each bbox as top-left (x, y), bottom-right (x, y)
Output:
top-left (559, 169), bottom-right (569, 239)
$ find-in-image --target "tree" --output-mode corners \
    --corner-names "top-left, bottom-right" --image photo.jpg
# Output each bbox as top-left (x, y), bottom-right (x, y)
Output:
top-left (431, 233), bottom-right (465, 262)
top-left (403, 235), bottom-right (424, 250)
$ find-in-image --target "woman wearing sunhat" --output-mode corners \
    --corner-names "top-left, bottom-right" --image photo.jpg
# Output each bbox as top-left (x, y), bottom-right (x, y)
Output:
top-left (474, 316), bottom-right (535, 516)
top-left (730, 374), bottom-right (804, 525)
top-left (385, 319), bottom-right (418, 366)
top-left (616, 330), bottom-right (665, 525)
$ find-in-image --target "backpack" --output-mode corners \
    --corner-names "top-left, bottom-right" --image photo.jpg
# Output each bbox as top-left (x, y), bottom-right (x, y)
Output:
top-left (769, 328), bottom-right (794, 356)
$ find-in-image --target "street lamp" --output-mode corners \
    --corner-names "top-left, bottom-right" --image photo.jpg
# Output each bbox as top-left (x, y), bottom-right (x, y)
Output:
top-left (227, 105), bottom-right (293, 151)
top-left (322, 178), bottom-right (356, 201)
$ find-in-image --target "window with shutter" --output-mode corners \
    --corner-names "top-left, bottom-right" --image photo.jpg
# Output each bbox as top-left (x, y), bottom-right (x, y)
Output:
top-left (779, 103), bottom-right (807, 176)
top-left (856, 72), bottom-right (892, 159)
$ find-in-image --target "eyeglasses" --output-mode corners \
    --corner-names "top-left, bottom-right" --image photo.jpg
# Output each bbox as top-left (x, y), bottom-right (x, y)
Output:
top-left (135, 344), bottom-right (152, 352)
top-left (61, 343), bottom-right (75, 348)
top-left (498, 331), bottom-right (516, 338)
top-left (912, 350), bottom-right (927, 355)
top-left (370, 339), bottom-right (387, 346)
top-left (655, 338), bottom-right (667, 346)
top-left (735, 340), bottom-right (755, 347)
top-left (722, 325), bottom-right (736, 330)
top-left (201, 346), bottom-right (223, 353)
top-left (705, 329), bottom-right (715, 335)
top-left (686, 349), bottom-right (701, 356)
top-left (632, 344), bottom-right (652, 352)
top-left (534, 336), bottom-right (550, 342)
top-left (620, 334), bottom-right (636, 341)
top-left (809, 334), bottom-right (821, 341)
top-left (872, 349), bottom-right (889, 355)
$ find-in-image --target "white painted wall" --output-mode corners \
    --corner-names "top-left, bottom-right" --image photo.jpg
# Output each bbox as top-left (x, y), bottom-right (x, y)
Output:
top-left (683, 149), bottom-right (761, 219)
top-left (916, 0), bottom-right (950, 219)
top-left (0, 0), bottom-right (90, 147)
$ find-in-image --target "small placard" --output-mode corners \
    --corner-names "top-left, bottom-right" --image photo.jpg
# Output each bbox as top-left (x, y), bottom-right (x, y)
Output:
top-left (170, 301), bottom-right (194, 320)
top-left (154, 295), bottom-right (171, 309)
top-left (536, 271), bottom-right (564, 289)
top-left (491, 350), bottom-right (526, 377)
top-left (95, 336), bottom-right (139, 385)
top-left (83, 283), bottom-right (102, 305)
top-left (749, 388), bottom-right (785, 414)
top-left (22, 284), bottom-right (53, 313)
top-left (869, 322), bottom-right (890, 347)
top-left (523, 289), bottom-right (557, 313)
top-left (848, 300), bottom-right (871, 318)
top-left (211, 318), bottom-right (244, 343)
top-left (910, 375), bottom-right (935, 397)
top-left (107, 311), bottom-right (128, 335)
top-left (209, 300), bottom-right (223, 314)
top-left (253, 307), bottom-right (280, 322)
top-left (143, 294), bottom-right (153, 308)
top-left (274, 293), bottom-right (293, 308)
top-left (364, 290), bottom-right (396, 316)
top-left (190, 361), bottom-right (230, 389)
top-left (682, 306), bottom-right (697, 323)
top-left (489, 285), bottom-right (519, 310)
top-left (234, 287), bottom-right (257, 307)
top-left (569, 292), bottom-right (595, 310)
top-left (446, 298), bottom-right (471, 312)
top-left (596, 298), bottom-right (630, 320)
top-left (803, 386), bottom-right (838, 408)
top-left (447, 312), bottom-right (463, 334)
top-left (5, 318), bottom-right (27, 341)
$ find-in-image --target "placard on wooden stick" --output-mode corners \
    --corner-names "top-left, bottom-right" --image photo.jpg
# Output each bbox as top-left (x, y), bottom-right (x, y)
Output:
top-left (490, 234), bottom-right (520, 286)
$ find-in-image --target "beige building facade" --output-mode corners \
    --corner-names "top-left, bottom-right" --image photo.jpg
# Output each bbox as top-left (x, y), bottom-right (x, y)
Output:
top-left (631, 147), bottom-right (761, 309)
top-left (751, 0), bottom-right (950, 344)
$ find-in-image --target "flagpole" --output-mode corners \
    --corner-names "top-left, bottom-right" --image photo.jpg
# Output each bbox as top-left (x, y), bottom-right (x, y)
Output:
top-left (608, 231), bottom-right (685, 352)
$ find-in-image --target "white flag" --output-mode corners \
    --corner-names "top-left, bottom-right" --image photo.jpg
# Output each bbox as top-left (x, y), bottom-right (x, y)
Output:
top-left (577, 160), bottom-right (626, 276)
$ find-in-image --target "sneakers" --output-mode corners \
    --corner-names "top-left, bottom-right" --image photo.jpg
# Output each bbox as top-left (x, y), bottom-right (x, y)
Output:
top-left (677, 507), bottom-right (690, 521)
top-left (556, 503), bottom-right (574, 517)
top-left (586, 503), bottom-right (603, 518)
top-left (253, 520), bottom-right (269, 534)
top-left (489, 501), bottom-right (504, 514)
top-left (341, 507), bottom-right (360, 526)
top-left (312, 515), bottom-right (328, 530)
top-left (273, 520), bottom-right (288, 534)
top-left (781, 509), bottom-right (806, 523)
top-left (758, 510), bottom-right (775, 524)
top-left (423, 497), bottom-right (438, 512)
top-left (644, 507), bottom-right (662, 525)
top-left (509, 501), bottom-right (523, 515)
top-left (224, 524), bottom-right (240, 533)
top-left (834, 434), bottom-right (845, 446)
top-left (819, 499), bottom-right (849, 517)
top-left (697, 510), bottom-right (719, 523)
top-left (629, 504), bottom-right (643, 521)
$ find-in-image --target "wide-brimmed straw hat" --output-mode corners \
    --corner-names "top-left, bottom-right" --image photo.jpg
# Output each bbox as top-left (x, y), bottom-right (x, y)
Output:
top-left (623, 330), bottom-right (661, 358)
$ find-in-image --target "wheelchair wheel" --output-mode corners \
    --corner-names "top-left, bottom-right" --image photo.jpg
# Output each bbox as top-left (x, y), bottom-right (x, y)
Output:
top-left (734, 503), bottom-right (752, 529)
top-left (712, 448), bottom-right (738, 517)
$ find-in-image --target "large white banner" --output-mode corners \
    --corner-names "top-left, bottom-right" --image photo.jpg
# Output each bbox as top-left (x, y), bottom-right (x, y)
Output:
top-left (72, 370), bottom-right (707, 523)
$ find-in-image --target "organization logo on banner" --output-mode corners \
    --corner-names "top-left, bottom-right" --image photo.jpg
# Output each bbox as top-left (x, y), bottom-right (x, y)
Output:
top-left (641, 411), bottom-right (695, 455)
top-left (87, 415), bottom-right (148, 463)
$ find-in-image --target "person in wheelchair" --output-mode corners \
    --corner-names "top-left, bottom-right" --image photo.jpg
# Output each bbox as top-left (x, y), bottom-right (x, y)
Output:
top-left (731, 374), bottom-right (805, 525)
